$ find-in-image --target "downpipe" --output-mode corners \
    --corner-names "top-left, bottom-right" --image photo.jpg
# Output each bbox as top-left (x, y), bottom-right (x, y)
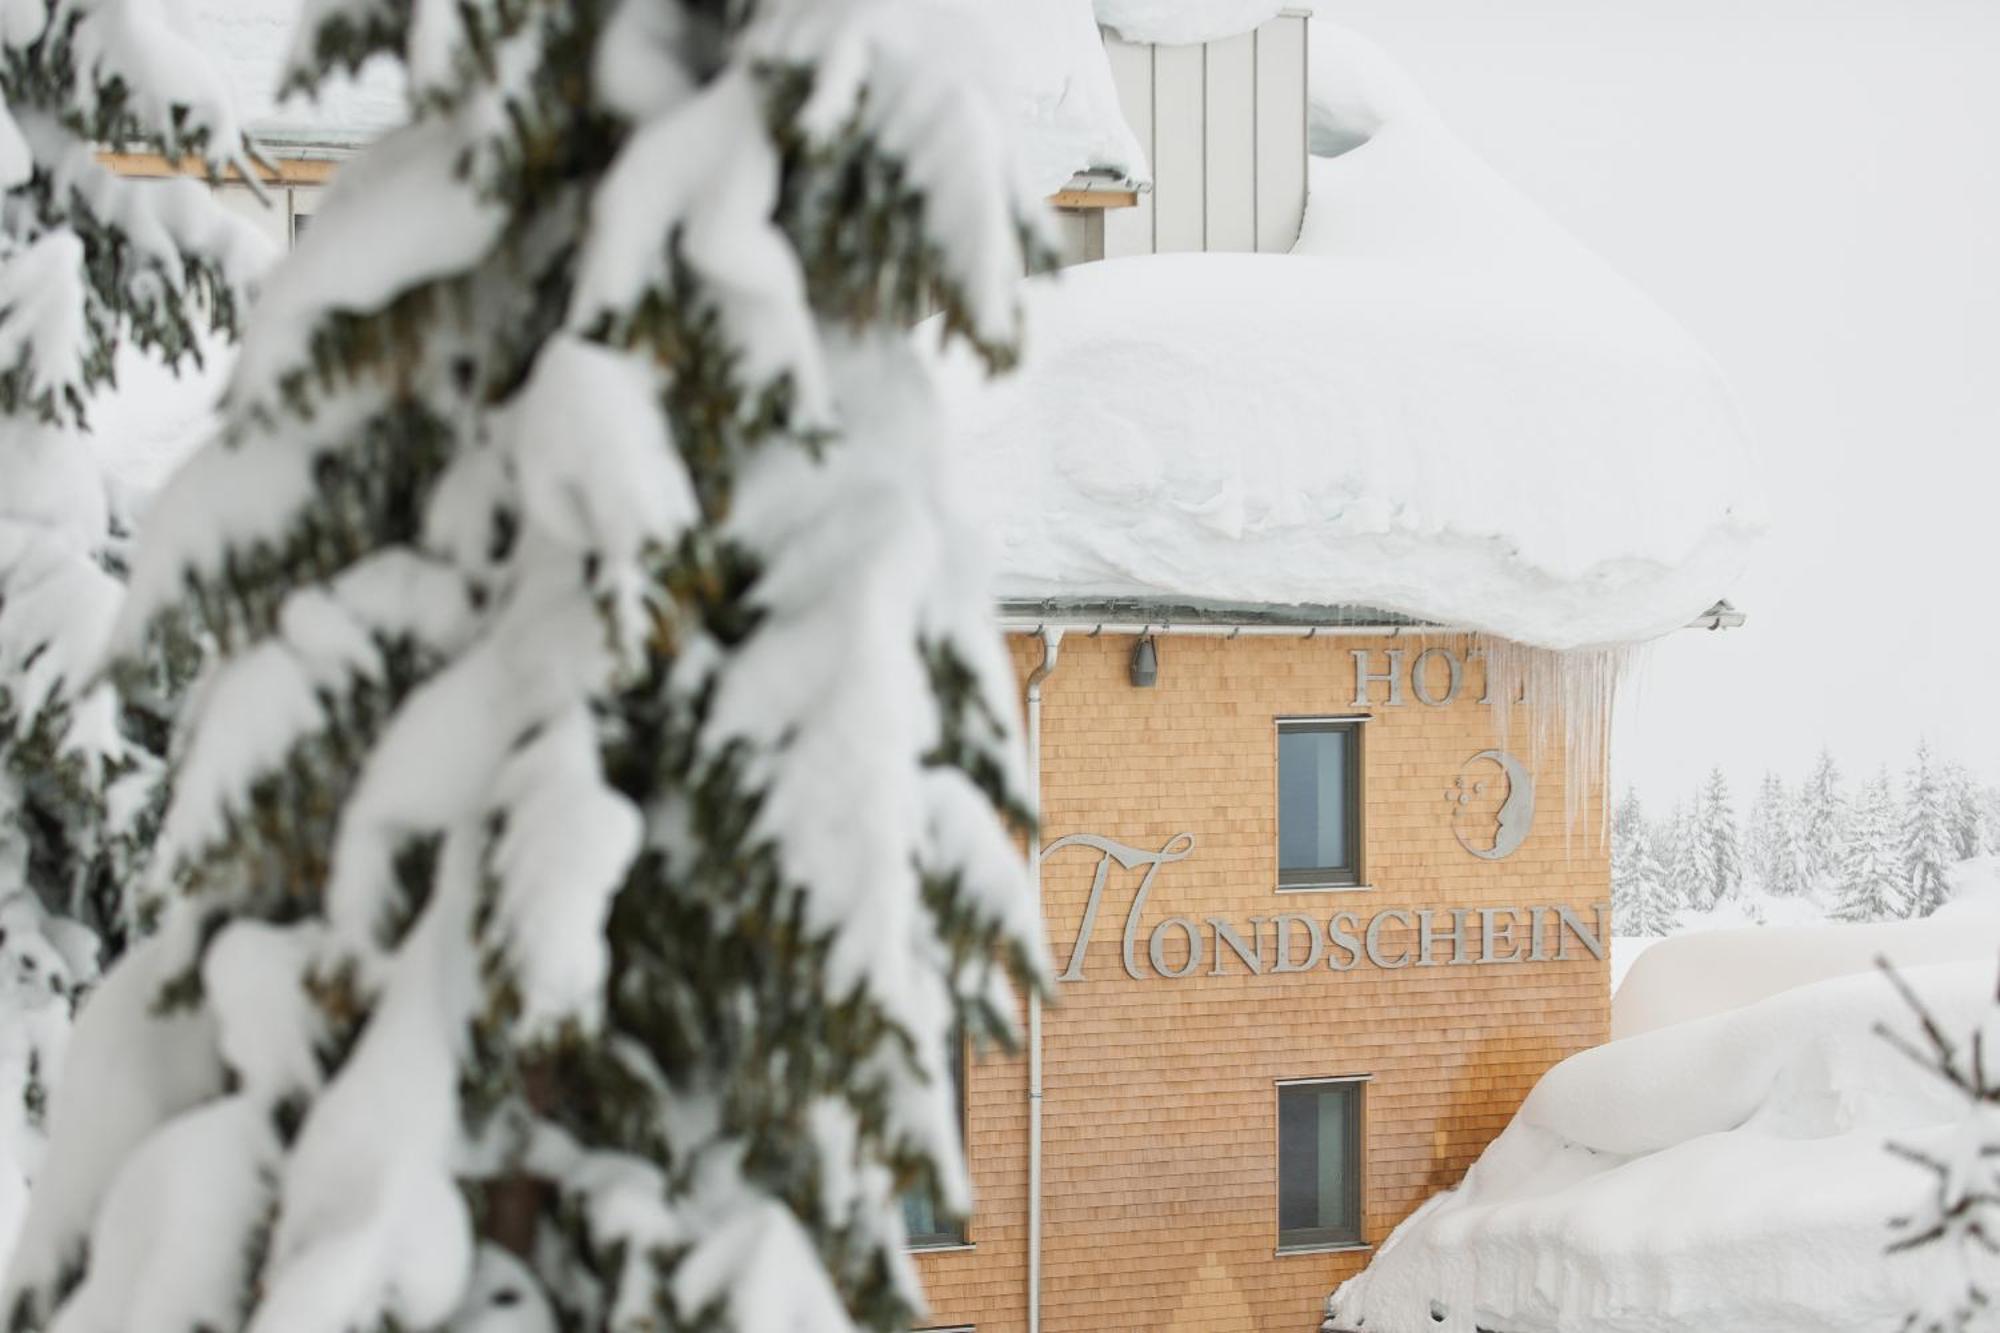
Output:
top-left (1023, 626), bottom-right (1062, 1333)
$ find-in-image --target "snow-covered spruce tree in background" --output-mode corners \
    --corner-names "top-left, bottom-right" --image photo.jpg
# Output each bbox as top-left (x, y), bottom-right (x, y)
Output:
top-left (0, 0), bottom-right (261, 1258)
top-left (1834, 767), bottom-right (1903, 922)
top-left (1796, 748), bottom-right (1845, 903)
top-left (5, 2), bottom-right (1047, 1329)
top-left (1944, 760), bottom-right (1984, 863)
top-left (1610, 789), bottom-right (1673, 936)
top-left (1747, 772), bottom-right (1782, 892)
top-left (1695, 767), bottom-right (1742, 909)
top-left (1902, 740), bottom-right (1955, 919)
top-left (1982, 783), bottom-right (2000, 857)
top-left (1746, 771), bottom-right (1804, 897)
top-left (1662, 800), bottom-right (1703, 915)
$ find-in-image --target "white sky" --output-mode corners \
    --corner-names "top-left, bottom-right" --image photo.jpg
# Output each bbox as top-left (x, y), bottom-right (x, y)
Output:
top-left (1327, 0), bottom-right (2000, 809)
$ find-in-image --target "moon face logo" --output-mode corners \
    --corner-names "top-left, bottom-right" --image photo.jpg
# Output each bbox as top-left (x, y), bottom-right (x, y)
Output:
top-left (1448, 749), bottom-right (1535, 860)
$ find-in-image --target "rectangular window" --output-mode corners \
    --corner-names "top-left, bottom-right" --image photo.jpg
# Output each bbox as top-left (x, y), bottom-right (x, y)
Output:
top-left (903, 1034), bottom-right (968, 1249)
top-left (1277, 1078), bottom-right (1365, 1251)
top-left (1277, 720), bottom-right (1363, 887)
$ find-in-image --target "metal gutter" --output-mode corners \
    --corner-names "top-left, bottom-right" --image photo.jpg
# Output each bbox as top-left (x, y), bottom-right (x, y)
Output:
top-left (996, 597), bottom-right (1747, 637)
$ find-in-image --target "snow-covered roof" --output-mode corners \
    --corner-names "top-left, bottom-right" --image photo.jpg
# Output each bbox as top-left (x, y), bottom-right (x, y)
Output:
top-left (941, 0), bottom-right (1148, 195)
top-left (936, 24), bottom-right (1763, 651)
top-left (1095, 0), bottom-right (1299, 46)
top-left (186, 0), bottom-right (1145, 194)
top-left (191, 0), bottom-right (405, 149)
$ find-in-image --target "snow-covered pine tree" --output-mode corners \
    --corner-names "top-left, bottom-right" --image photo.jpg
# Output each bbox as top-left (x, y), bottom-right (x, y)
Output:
top-left (6, 2), bottom-right (1047, 1329)
top-left (0, 0), bottom-right (263, 940)
top-left (1835, 767), bottom-right (1903, 922)
top-left (0, 0), bottom-right (262, 1259)
top-left (1611, 789), bottom-right (1673, 936)
top-left (1696, 767), bottom-right (1742, 908)
top-left (1902, 740), bottom-right (1955, 919)
top-left (1944, 761), bottom-right (1983, 863)
top-left (1662, 800), bottom-right (1703, 916)
top-left (1796, 748), bottom-right (1845, 903)
top-left (1746, 771), bottom-right (1803, 896)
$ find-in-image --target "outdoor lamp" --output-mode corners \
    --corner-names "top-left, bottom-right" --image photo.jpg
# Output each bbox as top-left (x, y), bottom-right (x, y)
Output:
top-left (1130, 635), bottom-right (1159, 687)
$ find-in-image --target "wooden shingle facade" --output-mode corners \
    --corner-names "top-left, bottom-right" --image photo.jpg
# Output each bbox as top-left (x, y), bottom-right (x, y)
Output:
top-left (912, 631), bottom-right (1612, 1331)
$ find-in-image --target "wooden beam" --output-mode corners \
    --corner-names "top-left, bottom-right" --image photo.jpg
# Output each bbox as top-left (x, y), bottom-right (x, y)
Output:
top-left (98, 151), bottom-right (340, 186)
top-left (1048, 187), bottom-right (1141, 211)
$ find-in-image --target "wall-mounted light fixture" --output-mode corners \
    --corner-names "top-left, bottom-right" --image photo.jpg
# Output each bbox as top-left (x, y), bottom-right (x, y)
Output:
top-left (1129, 635), bottom-right (1158, 688)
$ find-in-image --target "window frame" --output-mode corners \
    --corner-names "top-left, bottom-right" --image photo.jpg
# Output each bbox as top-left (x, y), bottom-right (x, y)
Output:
top-left (903, 1030), bottom-right (972, 1251)
top-left (1274, 1074), bottom-right (1370, 1255)
top-left (1275, 717), bottom-right (1367, 891)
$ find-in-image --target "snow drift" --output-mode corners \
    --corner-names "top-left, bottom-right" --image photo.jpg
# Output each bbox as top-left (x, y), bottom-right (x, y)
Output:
top-left (1614, 885), bottom-right (2000, 1039)
top-left (937, 24), bottom-right (1762, 650)
top-left (1325, 958), bottom-right (1993, 1333)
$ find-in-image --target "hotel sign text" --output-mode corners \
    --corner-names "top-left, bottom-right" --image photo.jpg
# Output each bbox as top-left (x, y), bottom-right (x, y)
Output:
top-left (1045, 832), bottom-right (1605, 984)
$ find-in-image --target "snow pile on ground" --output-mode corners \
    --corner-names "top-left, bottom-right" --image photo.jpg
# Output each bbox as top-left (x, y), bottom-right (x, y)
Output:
top-left (1095, 0), bottom-right (1291, 45)
top-left (935, 24), bottom-right (1761, 650)
top-left (1325, 958), bottom-right (1994, 1333)
top-left (1613, 896), bottom-right (2000, 1039)
top-left (1611, 890), bottom-right (1831, 991)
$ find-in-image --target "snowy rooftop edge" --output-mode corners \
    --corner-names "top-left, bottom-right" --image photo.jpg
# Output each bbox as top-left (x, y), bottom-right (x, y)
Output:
top-left (935, 25), bottom-right (1764, 655)
top-left (992, 596), bottom-right (1746, 635)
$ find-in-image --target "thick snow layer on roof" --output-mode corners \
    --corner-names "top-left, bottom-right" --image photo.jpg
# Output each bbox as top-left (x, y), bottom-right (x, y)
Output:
top-left (1325, 956), bottom-right (1991, 1333)
top-left (937, 24), bottom-right (1762, 650)
top-left (1095, 0), bottom-right (1293, 46)
top-left (188, 0), bottom-right (404, 147)
top-left (944, 0), bottom-right (1149, 195)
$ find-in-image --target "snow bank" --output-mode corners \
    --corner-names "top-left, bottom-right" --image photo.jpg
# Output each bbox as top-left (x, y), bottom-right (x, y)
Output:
top-left (1326, 960), bottom-right (1991, 1333)
top-left (1095, 0), bottom-right (1293, 46)
top-left (1613, 897), bottom-right (2000, 1040)
top-left (935, 25), bottom-right (1760, 650)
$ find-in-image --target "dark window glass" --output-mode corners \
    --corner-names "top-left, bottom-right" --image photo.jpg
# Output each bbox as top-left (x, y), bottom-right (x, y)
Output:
top-left (903, 1034), bottom-right (967, 1248)
top-left (1277, 1080), bottom-right (1364, 1250)
top-left (1278, 722), bottom-right (1361, 886)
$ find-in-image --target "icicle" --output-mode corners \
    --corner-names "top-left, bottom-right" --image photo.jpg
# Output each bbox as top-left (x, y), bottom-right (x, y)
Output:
top-left (1466, 633), bottom-right (1649, 849)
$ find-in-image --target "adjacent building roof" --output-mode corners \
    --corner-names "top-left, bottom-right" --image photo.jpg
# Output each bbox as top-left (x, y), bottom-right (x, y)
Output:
top-left (935, 24), bottom-right (1762, 652)
top-left (192, 0), bottom-right (404, 150)
top-left (1094, 0), bottom-right (1299, 46)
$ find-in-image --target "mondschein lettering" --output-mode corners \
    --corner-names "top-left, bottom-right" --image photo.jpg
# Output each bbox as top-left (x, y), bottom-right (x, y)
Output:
top-left (1046, 833), bottom-right (1605, 984)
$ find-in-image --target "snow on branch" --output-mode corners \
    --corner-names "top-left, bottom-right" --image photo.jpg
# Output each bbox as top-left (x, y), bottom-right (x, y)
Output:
top-left (1879, 954), bottom-right (2000, 1329)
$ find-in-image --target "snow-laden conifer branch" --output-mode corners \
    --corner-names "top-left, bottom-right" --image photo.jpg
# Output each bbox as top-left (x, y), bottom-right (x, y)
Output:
top-left (1879, 955), bottom-right (2000, 1330)
top-left (0, 0), bottom-right (266, 1280)
top-left (10, 1), bottom-right (1045, 1329)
